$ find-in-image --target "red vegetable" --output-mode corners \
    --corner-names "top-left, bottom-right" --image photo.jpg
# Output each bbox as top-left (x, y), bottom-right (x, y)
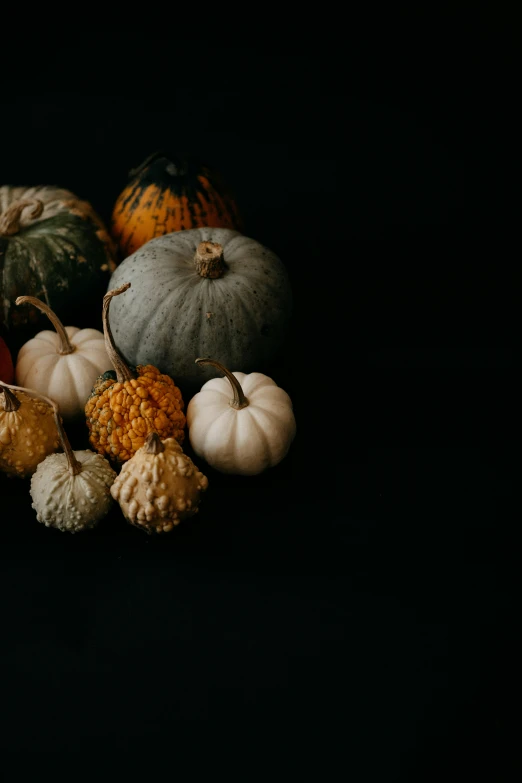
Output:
top-left (0, 337), bottom-right (14, 383)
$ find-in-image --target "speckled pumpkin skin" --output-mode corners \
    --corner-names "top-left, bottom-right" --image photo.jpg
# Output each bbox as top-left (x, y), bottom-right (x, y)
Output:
top-left (0, 186), bottom-right (116, 345)
top-left (110, 154), bottom-right (242, 259)
top-left (85, 365), bottom-right (186, 464)
top-left (106, 228), bottom-right (293, 397)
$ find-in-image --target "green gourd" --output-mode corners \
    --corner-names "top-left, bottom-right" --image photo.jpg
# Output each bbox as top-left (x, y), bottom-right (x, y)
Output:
top-left (0, 185), bottom-right (116, 346)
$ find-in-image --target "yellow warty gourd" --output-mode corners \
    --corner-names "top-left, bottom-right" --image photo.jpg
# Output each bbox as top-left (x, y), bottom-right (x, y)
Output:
top-left (111, 432), bottom-right (208, 534)
top-left (0, 382), bottom-right (60, 477)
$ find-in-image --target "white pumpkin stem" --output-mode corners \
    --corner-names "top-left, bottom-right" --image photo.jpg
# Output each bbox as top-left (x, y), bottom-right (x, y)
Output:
top-left (195, 357), bottom-right (249, 409)
top-left (0, 383), bottom-right (21, 412)
top-left (0, 381), bottom-right (81, 475)
top-left (102, 283), bottom-right (136, 383)
top-left (0, 198), bottom-right (44, 236)
top-left (145, 432), bottom-right (165, 454)
top-left (15, 295), bottom-right (76, 355)
top-left (194, 241), bottom-right (227, 279)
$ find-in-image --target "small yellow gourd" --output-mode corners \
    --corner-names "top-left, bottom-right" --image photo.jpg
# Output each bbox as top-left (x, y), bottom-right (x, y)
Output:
top-left (0, 382), bottom-right (60, 477)
top-left (30, 394), bottom-right (117, 533)
top-left (111, 431), bottom-right (209, 534)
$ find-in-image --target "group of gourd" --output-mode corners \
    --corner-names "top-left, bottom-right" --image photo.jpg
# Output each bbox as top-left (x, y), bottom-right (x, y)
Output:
top-left (0, 152), bottom-right (296, 535)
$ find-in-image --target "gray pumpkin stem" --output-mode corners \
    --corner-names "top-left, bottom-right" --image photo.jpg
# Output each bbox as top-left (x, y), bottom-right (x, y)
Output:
top-left (102, 283), bottom-right (135, 383)
top-left (194, 241), bottom-right (227, 279)
top-left (195, 357), bottom-right (249, 410)
top-left (0, 198), bottom-right (44, 236)
top-left (15, 295), bottom-right (75, 355)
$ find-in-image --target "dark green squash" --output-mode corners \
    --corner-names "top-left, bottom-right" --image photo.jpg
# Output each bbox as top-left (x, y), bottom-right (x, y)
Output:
top-left (0, 185), bottom-right (116, 347)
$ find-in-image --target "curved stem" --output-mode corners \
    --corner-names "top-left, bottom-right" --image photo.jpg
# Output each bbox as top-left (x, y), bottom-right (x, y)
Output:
top-left (15, 295), bottom-right (75, 355)
top-left (103, 283), bottom-right (135, 383)
top-left (0, 383), bottom-right (21, 411)
top-left (128, 150), bottom-right (166, 179)
top-left (0, 198), bottom-right (44, 236)
top-left (145, 432), bottom-right (165, 454)
top-left (0, 381), bottom-right (81, 475)
top-left (195, 357), bottom-right (249, 410)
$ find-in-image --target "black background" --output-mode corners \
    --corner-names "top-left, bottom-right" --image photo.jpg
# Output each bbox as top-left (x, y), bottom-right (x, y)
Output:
top-left (1, 14), bottom-right (519, 779)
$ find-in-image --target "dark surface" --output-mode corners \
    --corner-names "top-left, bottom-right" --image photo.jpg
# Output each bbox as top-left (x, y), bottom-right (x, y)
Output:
top-left (1, 22), bottom-right (518, 778)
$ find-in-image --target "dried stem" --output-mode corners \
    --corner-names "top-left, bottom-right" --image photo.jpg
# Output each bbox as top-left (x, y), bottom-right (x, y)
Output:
top-left (0, 383), bottom-right (21, 411)
top-left (145, 432), bottom-right (165, 454)
top-left (194, 241), bottom-right (227, 279)
top-left (195, 357), bottom-right (249, 409)
top-left (15, 295), bottom-right (75, 355)
top-left (0, 198), bottom-right (44, 236)
top-left (102, 283), bottom-right (135, 383)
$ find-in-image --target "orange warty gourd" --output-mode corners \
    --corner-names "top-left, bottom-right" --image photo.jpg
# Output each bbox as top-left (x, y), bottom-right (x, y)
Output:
top-left (110, 152), bottom-right (243, 260)
top-left (85, 282), bottom-right (186, 464)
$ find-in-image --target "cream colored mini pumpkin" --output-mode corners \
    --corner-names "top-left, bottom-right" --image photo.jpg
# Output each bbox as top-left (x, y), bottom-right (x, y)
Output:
top-left (0, 382), bottom-right (60, 477)
top-left (111, 432), bottom-right (209, 534)
top-left (30, 394), bottom-right (116, 533)
top-left (15, 295), bottom-right (109, 420)
top-left (186, 358), bottom-right (296, 476)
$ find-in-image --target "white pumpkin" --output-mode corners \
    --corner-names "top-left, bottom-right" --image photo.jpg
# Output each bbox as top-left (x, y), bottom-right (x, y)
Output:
top-left (30, 393), bottom-right (117, 533)
top-left (186, 358), bottom-right (296, 476)
top-left (15, 295), bottom-right (109, 420)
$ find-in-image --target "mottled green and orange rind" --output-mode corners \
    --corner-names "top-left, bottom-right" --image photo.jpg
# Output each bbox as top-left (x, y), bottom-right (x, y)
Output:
top-left (111, 158), bottom-right (242, 258)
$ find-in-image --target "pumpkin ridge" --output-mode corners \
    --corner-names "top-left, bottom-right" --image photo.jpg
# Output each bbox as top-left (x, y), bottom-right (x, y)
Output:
top-left (24, 234), bottom-right (77, 307)
top-left (239, 372), bottom-right (276, 396)
top-left (25, 236), bottom-right (56, 307)
top-left (217, 278), bottom-right (263, 359)
top-left (203, 405), bottom-right (235, 458)
top-left (250, 393), bottom-right (295, 425)
top-left (16, 351), bottom-right (58, 387)
top-left (133, 274), bottom-right (200, 363)
top-left (2, 239), bottom-right (37, 326)
top-left (67, 352), bottom-right (103, 412)
top-left (28, 331), bottom-right (59, 347)
top-left (49, 353), bottom-right (76, 407)
top-left (117, 181), bottom-right (144, 214)
top-left (246, 405), bottom-right (285, 465)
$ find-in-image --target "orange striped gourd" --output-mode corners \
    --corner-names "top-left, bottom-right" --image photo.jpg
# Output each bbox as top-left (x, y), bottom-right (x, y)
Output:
top-left (110, 152), bottom-right (243, 260)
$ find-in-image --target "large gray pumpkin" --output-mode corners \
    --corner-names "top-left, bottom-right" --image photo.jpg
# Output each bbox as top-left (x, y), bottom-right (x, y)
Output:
top-left (107, 228), bottom-right (292, 395)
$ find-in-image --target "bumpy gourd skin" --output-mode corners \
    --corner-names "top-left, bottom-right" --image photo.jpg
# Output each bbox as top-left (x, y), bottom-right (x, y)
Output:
top-left (111, 436), bottom-right (208, 534)
top-left (0, 392), bottom-right (60, 477)
top-left (30, 450), bottom-right (117, 533)
top-left (85, 365), bottom-right (186, 463)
